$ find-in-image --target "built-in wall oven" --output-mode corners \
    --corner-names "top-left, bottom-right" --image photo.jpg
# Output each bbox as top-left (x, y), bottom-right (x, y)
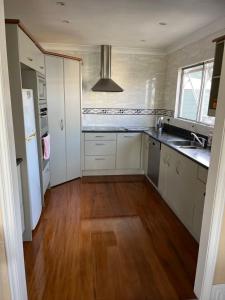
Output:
top-left (38, 75), bottom-right (47, 99)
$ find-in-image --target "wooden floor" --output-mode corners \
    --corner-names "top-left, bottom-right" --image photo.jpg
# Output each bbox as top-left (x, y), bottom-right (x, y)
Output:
top-left (24, 176), bottom-right (198, 300)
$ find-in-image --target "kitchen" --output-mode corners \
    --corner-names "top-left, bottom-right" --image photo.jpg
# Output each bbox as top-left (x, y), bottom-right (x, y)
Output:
top-left (1, 0), bottom-right (225, 300)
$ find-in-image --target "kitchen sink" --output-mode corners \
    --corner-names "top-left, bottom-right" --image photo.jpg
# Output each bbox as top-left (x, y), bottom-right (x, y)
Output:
top-left (169, 140), bottom-right (202, 149)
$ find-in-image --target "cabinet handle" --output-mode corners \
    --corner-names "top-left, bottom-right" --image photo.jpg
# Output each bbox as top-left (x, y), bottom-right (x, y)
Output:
top-left (60, 119), bottom-right (64, 130)
top-left (95, 143), bottom-right (105, 146)
top-left (95, 135), bottom-right (104, 138)
top-left (27, 57), bottom-right (33, 62)
top-left (124, 136), bottom-right (133, 138)
top-left (95, 158), bottom-right (105, 161)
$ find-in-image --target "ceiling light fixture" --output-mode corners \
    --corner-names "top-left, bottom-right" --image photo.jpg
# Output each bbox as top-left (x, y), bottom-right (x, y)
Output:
top-left (62, 20), bottom-right (70, 23)
top-left (159, 22), bottom-right (167, 26)
top-left (56, 1), bottom-right (65, 6)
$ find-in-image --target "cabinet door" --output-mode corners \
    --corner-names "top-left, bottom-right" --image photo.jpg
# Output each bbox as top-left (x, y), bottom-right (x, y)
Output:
top-left (164, 146), bottom-right (178, 211)
top-left (35, 48), bottom-right (45, 75)
top-left (64, 59), bottom-right (81, 180)
top-left (18, 28), bottom-right (36, 70)
top-left (46, 55), bottom-right (66, 186)
top-left (192, 181), bottom-right (206, 242)
top-left (116, 133), bottom-right (142, 169)
top-left (173, 154), bottom-right (197, 231)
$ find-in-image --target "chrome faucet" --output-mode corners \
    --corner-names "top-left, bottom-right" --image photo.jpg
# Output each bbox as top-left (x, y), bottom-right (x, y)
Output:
top-left (191, 132), bottom-right (206, 148)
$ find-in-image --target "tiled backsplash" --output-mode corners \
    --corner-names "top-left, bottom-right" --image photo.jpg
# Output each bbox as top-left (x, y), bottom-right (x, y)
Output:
top-left (82, 108), bottom-right (174, 127)
top-left (82, 108), bottom-right (174, 116)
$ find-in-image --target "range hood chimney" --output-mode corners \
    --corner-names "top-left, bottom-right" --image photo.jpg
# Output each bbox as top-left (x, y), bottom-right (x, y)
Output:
top-left (92, 45), bottom-right (123, 92)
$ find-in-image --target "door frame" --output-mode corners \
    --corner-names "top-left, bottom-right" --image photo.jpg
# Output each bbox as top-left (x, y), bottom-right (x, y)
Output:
top-left (194, 46), bottom-right (225, 299)
top-left (0, 1), bottom-right (27, 299)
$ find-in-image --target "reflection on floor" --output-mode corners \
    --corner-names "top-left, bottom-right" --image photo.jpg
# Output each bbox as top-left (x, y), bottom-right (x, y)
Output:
top-left (24, 176), bottom-right (198, 300)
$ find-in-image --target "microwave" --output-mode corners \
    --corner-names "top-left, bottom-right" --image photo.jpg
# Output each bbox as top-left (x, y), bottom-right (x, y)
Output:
top-left (38, 75), bottom-right (46, 99)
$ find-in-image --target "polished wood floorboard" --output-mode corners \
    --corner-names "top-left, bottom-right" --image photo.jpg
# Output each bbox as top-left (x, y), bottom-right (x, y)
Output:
top-left (24, 176), bottom-right (198, 300)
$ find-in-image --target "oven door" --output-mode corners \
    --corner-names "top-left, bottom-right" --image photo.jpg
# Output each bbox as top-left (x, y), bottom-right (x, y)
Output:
top-left (40, 108), bottom-right (48, 135)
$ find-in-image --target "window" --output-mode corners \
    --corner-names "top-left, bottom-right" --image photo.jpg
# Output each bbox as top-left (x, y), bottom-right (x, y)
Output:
top-left (177, 61), bottom-right (215, 126)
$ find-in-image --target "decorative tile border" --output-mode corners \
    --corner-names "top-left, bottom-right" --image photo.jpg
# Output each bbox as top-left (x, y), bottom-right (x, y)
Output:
top-left (82, 108), bottom-right (174, 117)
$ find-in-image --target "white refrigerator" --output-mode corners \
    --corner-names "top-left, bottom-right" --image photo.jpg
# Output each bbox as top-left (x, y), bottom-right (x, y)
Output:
top-left (22, 89), bottom-right (42, 229)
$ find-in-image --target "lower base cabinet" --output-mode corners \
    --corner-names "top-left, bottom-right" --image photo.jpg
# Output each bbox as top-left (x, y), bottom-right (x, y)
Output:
top-left (116, 133), bottom-right (142, 169)
top-left (83, 132), bottom-right (142, 173)
top-left (159, 144), bottom-right (207, 242)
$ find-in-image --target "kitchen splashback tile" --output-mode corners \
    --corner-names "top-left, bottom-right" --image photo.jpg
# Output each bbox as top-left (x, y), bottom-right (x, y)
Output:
top-left (82, 108), bottom-right (174, 116)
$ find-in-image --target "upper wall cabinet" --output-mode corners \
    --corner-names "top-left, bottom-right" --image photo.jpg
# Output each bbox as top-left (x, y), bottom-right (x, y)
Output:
top-left (208, 38), bottom-right (225, 116)
top-left (18, 29), bottom-right (45, 75)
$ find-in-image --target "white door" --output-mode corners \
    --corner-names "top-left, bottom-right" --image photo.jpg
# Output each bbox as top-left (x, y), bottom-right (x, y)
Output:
top-left (64, 59), bottom-right (81, 180)
top-left (116, 133), bottom-right (142, 169)
top-left (46, 55), bottom-right (66, 186)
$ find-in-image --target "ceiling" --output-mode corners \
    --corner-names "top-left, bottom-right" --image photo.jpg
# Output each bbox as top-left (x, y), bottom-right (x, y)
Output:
top-left (4, 0), bottom-right (225, 50)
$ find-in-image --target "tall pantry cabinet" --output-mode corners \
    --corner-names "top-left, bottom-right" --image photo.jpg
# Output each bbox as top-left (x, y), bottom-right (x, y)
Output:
top-left (45, 55), bottom-right (81, 186)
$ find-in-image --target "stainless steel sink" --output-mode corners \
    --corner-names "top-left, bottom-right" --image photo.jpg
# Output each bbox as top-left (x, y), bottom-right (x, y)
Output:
top-left (169, 140), bottom-right (202, 149)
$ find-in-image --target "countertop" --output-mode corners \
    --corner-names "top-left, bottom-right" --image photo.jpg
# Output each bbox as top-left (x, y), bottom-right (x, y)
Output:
top-left (82, 126), bottom-right (211, 169)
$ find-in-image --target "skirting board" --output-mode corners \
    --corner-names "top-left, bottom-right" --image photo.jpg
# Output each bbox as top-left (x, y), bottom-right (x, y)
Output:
top-left (211, 284), bottom-right (225, 300)
top-left (82, 169), bottom-right (145, 176)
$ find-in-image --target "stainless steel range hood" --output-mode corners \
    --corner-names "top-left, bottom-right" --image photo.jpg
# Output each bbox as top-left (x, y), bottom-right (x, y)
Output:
top-left (92, 45), bottom-right (123, 92)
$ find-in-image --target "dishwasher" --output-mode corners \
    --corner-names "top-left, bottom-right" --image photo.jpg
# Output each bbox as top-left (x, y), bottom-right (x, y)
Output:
top-left (147, 137), bottom-right (161, 187)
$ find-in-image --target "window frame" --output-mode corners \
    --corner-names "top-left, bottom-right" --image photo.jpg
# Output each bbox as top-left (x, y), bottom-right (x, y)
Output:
top-left (176, 59), bottom-right (214, 126)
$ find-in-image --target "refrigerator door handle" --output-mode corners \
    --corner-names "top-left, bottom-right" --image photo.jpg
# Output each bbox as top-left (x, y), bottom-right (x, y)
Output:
top-left (60, 119), bottom-right (64, 131)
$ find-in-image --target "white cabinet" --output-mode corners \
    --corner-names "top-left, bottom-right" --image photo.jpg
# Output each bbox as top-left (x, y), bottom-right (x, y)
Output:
top-left (84, 133), bottom-right (116, 171)
top-left (46, 55), bottom-right (81, 186)
top-left (85, 132), bottom-right (116, 141)
top-left (18, 28), bottom-right (45, 75)
top-left (116, 133), bottom-right (142, 169)
top-left (83, 132), bottom-right (143, 174)
top-left (159, 144), bottom-right (207, 241)
top-left (85, 141), bottom-right (116, 156)
top-left (85, 156), bottom-right (116, 170)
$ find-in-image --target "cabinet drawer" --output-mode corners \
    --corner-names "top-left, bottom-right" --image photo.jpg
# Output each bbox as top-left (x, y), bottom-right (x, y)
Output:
top-left (85, 141), bottom-right (116, 155)
top-left (85, 156), bottom-right (115, 170)
top-left (85, 133), bottom-right (116, 141)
